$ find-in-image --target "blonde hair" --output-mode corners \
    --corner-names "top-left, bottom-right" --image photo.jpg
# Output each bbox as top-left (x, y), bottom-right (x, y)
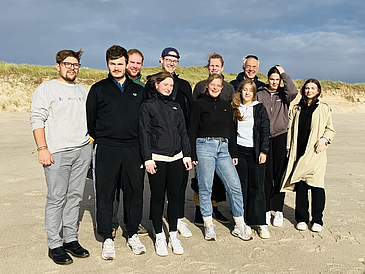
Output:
top-left (231, 79), bottom-right (257, 121)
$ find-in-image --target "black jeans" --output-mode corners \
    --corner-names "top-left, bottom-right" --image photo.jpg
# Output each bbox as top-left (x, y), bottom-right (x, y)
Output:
top-left (265, 133), bottom-right (287, 211)
top-left (236, 145), bottom-right (266, 225)
top-left (148, 159), bottom-right (184, 233)
top-left (295, 180), bottom-right (325, 225)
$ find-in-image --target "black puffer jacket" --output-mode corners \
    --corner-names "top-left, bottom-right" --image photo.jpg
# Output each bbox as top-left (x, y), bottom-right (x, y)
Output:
top-left (139, 90), bottom-right (191, 162)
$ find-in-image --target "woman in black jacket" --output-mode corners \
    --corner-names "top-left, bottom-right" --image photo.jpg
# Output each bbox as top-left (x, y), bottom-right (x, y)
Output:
top-left (139, 71), bottom-right (192, 257)
top-left (232, 79), bottom-right (270, 239)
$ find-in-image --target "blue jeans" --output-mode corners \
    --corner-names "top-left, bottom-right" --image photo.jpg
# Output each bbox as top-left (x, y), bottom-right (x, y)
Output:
top-left (195, 138), bottom-right (244, 218)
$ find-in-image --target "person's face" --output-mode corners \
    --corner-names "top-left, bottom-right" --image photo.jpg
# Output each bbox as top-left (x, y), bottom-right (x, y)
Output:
top-left (207, 78), bottom-right (223, 98)
top-left (243, 58), bottom-right (259, 80)
top-left (160, 51), bottom-right (179, 73)
top-left (56, 56), bottom-right (80, 84)
top-left (241, 84), bottom-right (254, 103)
top-left (304, 82), bottom-right (320, 102)
top-left (107, 56), bottom-right (127, 80)
top-left (155, 77), bottom-right (174, 96)
top-left (127, 53), bottom-right (143, 79)
top-left (208, 58), bottom-right (224, 75)
top-left (268, 73), bottom-right (281, 91)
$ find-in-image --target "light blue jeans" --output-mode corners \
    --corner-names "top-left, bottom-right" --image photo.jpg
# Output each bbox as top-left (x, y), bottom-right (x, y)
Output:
top-left (195, 138), bottom-right (244, 218)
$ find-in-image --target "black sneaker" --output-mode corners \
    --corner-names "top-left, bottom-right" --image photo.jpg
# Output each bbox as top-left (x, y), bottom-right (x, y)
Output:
top-left (194, 206), bottom-right (204, 227)
top-left (212, 211), bottom-right (230, 224)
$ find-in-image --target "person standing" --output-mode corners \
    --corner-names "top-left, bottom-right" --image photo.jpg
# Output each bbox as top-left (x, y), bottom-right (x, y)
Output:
top-left (146, 47), bottom-right (194, 238)
top-left (189, 74), bottom-right (251, 241)
top-left (281, 79), bottom-right (335, 233)
top-left (191, 52), bottom-right (235, 225)
top-left (230, 55), bottom-right (265, 91)
top-left (86, 45), bottom-right (148, 260)
top-left (231, 79), bottom-right (270, 239)
top-left (30, 49), bottom-right (92, 265)
top-left (111, 48), bottom-right (148, 238)
top-left (140, 71), bottom-right (192, 256)
top-left (256, 65), bottom-right (298, 227)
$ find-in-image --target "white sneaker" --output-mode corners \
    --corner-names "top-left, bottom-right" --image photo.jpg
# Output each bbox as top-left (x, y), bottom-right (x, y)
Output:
top-left (246, 225), bottom-right (252, 236)
top-left (177, 219), bottom-right (192, 238)
top-left (204, 223), bottom-right (216, 241)
top-left (273, 211), bottom-right (283, 227)
top-left (311, 223), bottom-right (322, 233)
top-left (127, 234), bottom-right (146, 255)
top-left (266, 211), bottom-right (271, 226)
top-left (155, 236), bottom-right (168, 257)
top-left (257, 225), bottom-right (270, 239)
top-left (168, 237), bottom-right (184, 255)
top-left (296, 222), bottom-right (307, 231)
top-left (231, 225), bottom-right (252, 241)
top-left (101, 238), bottom-right (115, 260)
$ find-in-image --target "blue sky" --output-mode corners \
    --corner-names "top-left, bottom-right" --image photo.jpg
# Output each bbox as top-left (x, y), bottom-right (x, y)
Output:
top-left (1, 0), bottom-right (364, 83)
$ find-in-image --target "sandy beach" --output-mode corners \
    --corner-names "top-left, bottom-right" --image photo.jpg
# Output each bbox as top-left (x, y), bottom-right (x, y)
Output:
top-left (0, 112), bottom-right (364, 274)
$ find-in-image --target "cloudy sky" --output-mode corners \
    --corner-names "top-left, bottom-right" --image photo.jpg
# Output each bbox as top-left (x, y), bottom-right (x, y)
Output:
top-left (1, 0), bottom-right (364, 83)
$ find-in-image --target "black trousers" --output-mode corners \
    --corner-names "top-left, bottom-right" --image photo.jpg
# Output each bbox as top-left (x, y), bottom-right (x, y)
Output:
top-left (148, 159), bottom-right (184, 233)
top-left (295, 181), bottom-right (325, 225)
top-left (265, 133), bottom-right (287, 211)
top-left (236, 146), bottom-right (266, 225)
top-left (178, 169), bottom-right (189, 218)
top-left (94, 144), bottom-right (144, 239)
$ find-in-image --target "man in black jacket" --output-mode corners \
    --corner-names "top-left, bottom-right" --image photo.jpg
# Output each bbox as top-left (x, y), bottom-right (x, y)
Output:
top-left (230, 55), bottom-right (265, 91)
top-left (86, 45), bottom-right (148, 260)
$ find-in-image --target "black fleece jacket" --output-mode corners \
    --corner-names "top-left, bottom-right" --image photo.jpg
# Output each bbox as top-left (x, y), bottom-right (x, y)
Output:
top-left (188, 94), bottom-right (237, 161)
top-left (86, 74), bottom-right (148, 146)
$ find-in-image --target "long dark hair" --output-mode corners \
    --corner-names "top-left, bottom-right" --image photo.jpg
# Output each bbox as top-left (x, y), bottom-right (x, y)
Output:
top-left (301, 78), bottom-right (321, 105)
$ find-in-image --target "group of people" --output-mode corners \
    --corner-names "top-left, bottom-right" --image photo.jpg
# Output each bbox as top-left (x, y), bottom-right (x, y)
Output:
top-left (30, 45), bottom-right (335, 265)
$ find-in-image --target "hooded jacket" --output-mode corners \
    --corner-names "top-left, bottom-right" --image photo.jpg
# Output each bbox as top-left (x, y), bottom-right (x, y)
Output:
top-left (256, 73), bottom-right (298, 138)
top-left (139, 89), bottom-right (191, 163)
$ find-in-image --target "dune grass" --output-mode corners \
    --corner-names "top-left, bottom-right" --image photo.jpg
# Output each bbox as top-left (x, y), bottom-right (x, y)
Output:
top-left (0, 61), bottom-right (364, 112)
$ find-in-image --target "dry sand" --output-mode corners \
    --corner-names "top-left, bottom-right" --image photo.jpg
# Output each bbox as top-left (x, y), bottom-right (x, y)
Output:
top-left (0, 112), bottom-right (364, 274)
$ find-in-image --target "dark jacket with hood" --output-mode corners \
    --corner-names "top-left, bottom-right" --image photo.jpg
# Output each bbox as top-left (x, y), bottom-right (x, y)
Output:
top-left (139, 88), bottom-right (191, 162)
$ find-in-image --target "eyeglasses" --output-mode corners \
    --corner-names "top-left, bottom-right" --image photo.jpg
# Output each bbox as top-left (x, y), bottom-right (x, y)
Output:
top-left (61, 62), bottom-right (81, 69)
top-left (163, 58), bottom-right (179, 65)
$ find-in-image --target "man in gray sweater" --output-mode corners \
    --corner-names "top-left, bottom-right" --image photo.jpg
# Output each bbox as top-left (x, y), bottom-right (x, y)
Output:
top-left (30, 49), bottom-right (92, 265)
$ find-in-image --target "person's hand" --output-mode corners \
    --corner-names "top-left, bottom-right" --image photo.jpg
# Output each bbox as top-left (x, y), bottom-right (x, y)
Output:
top-left (192, 161), bottom-right (198, 166)
top-left (276, 65), bottom-right (285, 74)
top-left (259, 153), bottom-right (267, 164)
top-left (232, 158), bottom-right (238, 165)
top-left (185, 161), bottom-right (193, 171)
top-left (315, 138), bottom-right (327, 154)
top-left (146, 163), bottom-right (157, 174)
top-left (38, 149), bottom-right (54, 165)
top-left (286, 150), bottom-right (290, 158)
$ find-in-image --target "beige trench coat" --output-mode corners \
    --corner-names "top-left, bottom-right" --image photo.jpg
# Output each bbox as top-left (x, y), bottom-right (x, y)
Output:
top-left (281, 101), bottom-right (335, 192)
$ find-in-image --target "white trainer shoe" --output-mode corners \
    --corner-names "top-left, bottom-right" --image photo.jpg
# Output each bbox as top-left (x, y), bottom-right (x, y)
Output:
top-left (311, 223), bottom-right (322, 232)
top-left (101, 238), bottom-right (115, 260)
top-left (296, 222), bottom-right (307, 231)
top-left (231, 225), bottom-right (252, 241)
top-left (257, 225), bottom-right (270, 239)
top-left (155, 236), bottom-right (168, 257)
top-left (177, 219), bottom-right (192, 238)
top-left (273, 211), bottom-right (283, 227)
top-left (168, 237), bottom-right (184, 255)
top-left (266, 211), bottom-right (271, 226)
top-left (127, 234), bottom-right (146, 255)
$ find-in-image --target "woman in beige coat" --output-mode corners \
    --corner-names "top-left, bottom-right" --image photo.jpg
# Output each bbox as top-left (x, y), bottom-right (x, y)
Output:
top-left (281, 79), bottom-right (335, 233)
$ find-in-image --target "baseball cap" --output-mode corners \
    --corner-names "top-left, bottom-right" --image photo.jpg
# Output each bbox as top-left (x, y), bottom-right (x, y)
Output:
top-left (161, 47), bottom-right (180, 59)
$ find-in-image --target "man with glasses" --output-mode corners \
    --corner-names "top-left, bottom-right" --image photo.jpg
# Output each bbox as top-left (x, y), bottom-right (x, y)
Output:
top-left (30, 49), bottom-right (92, 265)
top-left (145, 47), bottom-right (194, 238)
top-left (87, 45), bottom-right (148, 260)
top-left (230, 55), bottom-right (265, 91)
